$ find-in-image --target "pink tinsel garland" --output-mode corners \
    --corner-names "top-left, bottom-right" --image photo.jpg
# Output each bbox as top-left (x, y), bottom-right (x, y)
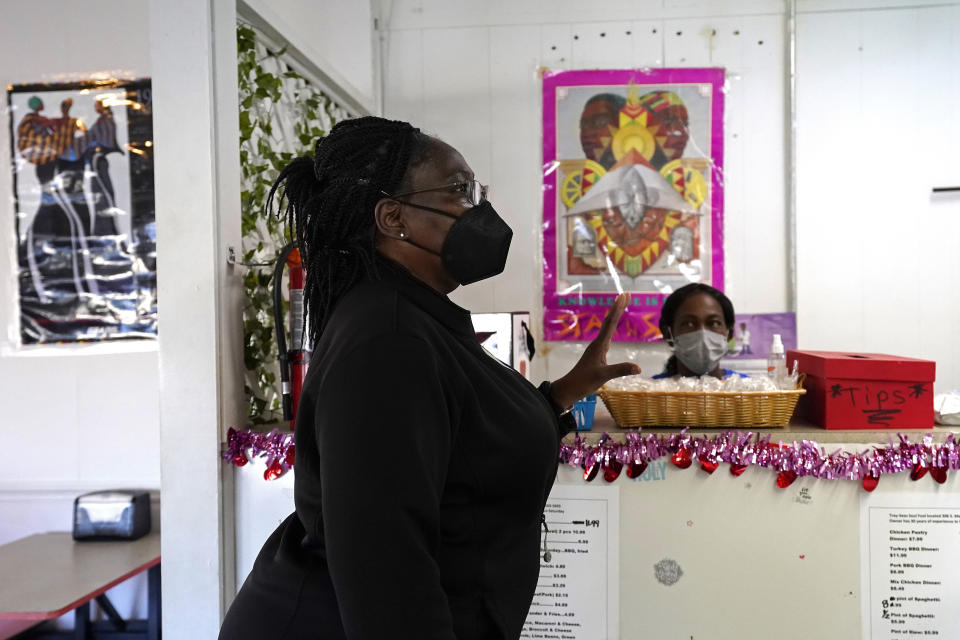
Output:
top-left (224, 427), bottom-right (296, 481)
top-left (224, 427), bottom-right (959, 490)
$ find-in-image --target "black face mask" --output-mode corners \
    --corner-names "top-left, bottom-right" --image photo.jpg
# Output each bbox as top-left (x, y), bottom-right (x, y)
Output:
top-left (398, 200), bottom-right (513, 285)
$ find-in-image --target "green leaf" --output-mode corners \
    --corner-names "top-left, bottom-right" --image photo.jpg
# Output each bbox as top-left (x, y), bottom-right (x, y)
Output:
top-left (236, 22), bottom-right (341, 426)
top-left (238, 110), bottom-right (252, 139)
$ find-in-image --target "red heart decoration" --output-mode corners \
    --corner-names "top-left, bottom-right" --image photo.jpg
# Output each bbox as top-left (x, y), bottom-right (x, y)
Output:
top-left (799, 554), bottom-right (805, 559)
top-left (626, 460), bottom-right (648, 479)
top-left (910, 464), bottom-right (928, 481)
top-left (231, 453), bottom-right (248, 467)
top-left (264, 459), bottom-right (285, 481)
top-left (862, 475), bottom-right (879, 492)
top-left (699, 459), bottom-right (719, 474)
top-left (930, 467), bottom-right (948, 484)
top-left (729, 463), bottom-right (748, 477)
top-left (776, 470), bottom-right (798, 489)
top-left (603, 458), bottom-right (624, 483)
top-left (285, 445), bottom-right (296, 467)
top-left (583, 459), bottom-right (601, 482)
top-left (671, 448), bottom-right (693, 469)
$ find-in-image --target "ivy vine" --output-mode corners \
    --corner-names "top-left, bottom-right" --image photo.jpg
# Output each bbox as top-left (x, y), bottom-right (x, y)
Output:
top-left (237, 23), bottom-right (347, 425)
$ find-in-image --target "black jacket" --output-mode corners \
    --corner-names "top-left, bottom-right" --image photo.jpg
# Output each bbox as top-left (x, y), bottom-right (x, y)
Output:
top-left (220, 261), bottom-right (572, 639)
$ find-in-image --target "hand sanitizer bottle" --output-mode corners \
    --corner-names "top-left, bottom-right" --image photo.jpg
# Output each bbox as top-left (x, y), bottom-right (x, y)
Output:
top-left (767, 334), bottom-right (787, 388)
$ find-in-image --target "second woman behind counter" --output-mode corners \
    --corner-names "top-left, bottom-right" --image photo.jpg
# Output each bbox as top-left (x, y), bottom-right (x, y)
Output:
top-left (655, 282), bottom-right (746, 380)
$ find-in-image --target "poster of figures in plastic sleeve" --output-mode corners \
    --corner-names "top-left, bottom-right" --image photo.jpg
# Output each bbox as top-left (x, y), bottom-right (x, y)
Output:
top-left (8, 79), bottom-right (155, 344)
top-left (542, 68), bottom-right (725, 342)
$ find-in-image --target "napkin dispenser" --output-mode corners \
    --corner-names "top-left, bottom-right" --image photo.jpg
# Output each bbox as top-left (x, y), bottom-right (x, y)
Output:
top-left (73, 490), bottom-right (151, 541)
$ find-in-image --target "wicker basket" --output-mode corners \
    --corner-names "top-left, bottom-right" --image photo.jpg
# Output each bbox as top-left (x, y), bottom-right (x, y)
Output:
top-left (597, 380), bottom-right (806, 428)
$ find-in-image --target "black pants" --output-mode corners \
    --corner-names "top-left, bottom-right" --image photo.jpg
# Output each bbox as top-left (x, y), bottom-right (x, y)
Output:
top-left (219, 514), bottom-right (347, 640)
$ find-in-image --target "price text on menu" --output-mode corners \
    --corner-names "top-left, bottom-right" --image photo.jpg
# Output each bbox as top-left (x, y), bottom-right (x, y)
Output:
top-left (521, 486), bottom-right (619, 640)
top-left (866, 506), bottom-right (960, 639)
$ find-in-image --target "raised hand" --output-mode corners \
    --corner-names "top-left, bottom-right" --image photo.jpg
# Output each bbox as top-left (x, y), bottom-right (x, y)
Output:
top-left (548, 293), bottom-right (641, 409)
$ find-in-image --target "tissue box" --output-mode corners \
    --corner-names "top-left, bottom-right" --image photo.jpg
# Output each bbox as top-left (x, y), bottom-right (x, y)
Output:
top-left (73, 490), bottom-right (151, 541)
top-left (787, 350), bottom-right (935, 429)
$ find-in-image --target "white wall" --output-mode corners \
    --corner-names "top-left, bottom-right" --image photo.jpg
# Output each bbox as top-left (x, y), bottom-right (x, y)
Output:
top-left (381, 0), bottom-right (960, 394)
top-left (241, 0), bottom-right (377, 113)
top-left (796, 3), bottom-right (960, 393)
top-left (381, 0), bottom-right (789, 384)
top-left (0, 0), bottom-right (159, 538)
top-left (0, 0), bottom-right (158, 629)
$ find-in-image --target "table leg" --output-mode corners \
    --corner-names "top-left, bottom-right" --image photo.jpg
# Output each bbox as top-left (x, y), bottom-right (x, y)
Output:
top-left (147, 564), bottom-right (161, 640)
top-left (72, 602), bottom-right (90, 640)
top-left (93, 595), bottom-right (126, 631)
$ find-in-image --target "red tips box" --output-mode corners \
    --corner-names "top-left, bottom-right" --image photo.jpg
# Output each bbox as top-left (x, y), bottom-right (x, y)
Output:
top-left (786, 350), bottom-right (936, 429)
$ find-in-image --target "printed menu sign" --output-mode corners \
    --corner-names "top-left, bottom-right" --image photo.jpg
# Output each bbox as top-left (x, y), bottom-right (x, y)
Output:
top-left (861, 494), bottom-right (960, 639)
top-left (522, 484), bottom-right (619, 640)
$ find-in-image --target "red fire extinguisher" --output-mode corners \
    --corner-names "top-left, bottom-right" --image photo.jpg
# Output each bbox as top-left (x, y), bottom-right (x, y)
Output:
top-left (273, 242), bottom-right (310, 430)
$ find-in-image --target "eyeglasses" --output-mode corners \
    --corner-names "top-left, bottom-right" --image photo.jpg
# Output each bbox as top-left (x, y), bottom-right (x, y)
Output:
top-left (385, 180), bottom-right (489, 206)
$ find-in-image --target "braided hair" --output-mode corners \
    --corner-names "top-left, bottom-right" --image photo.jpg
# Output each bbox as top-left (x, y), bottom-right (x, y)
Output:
top-left (267, 116), bottom-right (432, 344)
top-left (658, 283), bottom-right (735, 376)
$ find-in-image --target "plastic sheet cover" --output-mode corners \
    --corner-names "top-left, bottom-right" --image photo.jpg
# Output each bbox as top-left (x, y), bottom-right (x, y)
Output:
top-left (541, 68), bottom-right (726, 343)
top-left (7, 78), bottom-right (155, 344)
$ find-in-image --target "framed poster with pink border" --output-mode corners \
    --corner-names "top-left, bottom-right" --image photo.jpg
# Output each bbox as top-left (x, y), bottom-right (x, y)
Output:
top-left (541, 68), bottom-right (725, 342)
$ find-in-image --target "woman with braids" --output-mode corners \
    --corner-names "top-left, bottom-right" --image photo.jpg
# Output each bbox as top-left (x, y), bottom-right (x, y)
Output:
top-left (218, 117), bottom-right (639, 640)
top-left (654, 282), bottom-right (745, 380)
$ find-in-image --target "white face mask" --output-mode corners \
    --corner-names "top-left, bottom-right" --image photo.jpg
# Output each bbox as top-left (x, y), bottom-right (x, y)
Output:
top-left (672, 329), bottom-right (728, 376)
